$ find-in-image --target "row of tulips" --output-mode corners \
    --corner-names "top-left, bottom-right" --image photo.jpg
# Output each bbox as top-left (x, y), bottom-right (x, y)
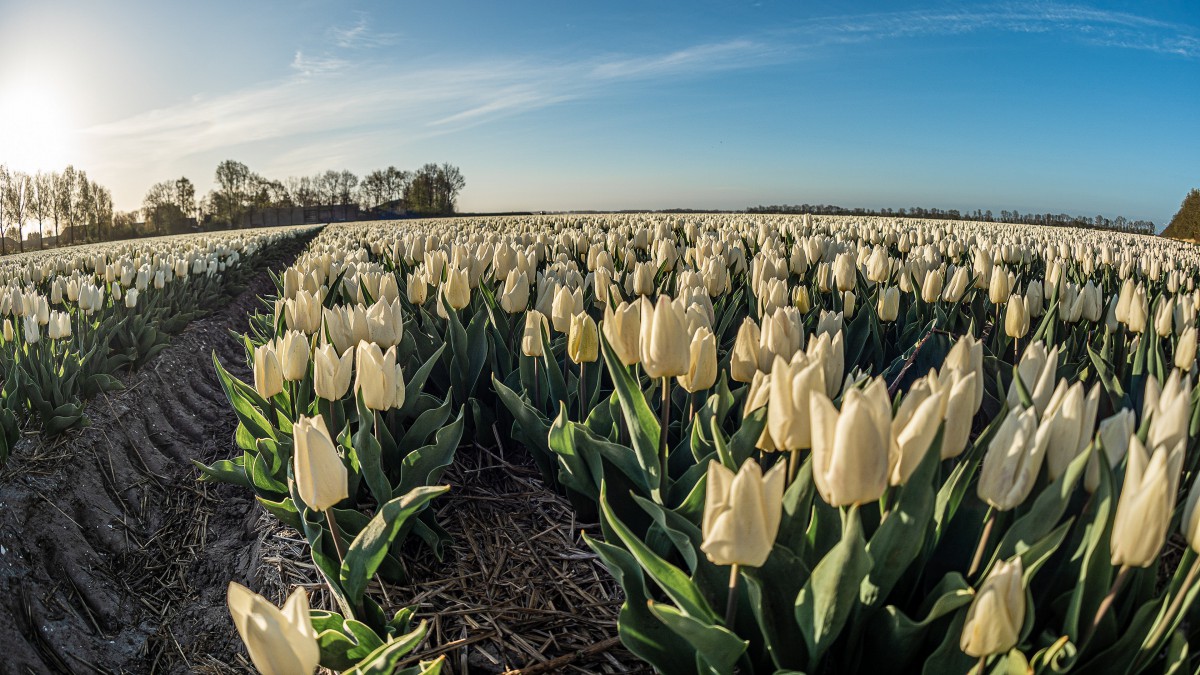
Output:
top-left (0, 226), bottom-right (318, 462)
top-left (213, 213), bottom-right (1200, 674)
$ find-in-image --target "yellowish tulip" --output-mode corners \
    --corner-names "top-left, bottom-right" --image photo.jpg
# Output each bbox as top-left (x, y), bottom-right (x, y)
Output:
top-left (960, 557), bottom-right (1025, 658)
top-left (226, 582), bottom-right (320, 675)
top-left (313, 344), bottom-right (354, 401)
top-left (1111, 436), bottom-right (1184, 568)
top-left (253, 343), bottom-right (284, 399)
top-left (700, 459), bottom-right (786, 567)
top-left (640, 296), bottom-right (689, 379)
top-left (567, 312), bottom-right (599, 364)
top-left (679, 327), bottom-right (718, 393)
top-left (293, 414), bottom-right (349, 512)
top-left (809, 378), bottom-right (891, 506)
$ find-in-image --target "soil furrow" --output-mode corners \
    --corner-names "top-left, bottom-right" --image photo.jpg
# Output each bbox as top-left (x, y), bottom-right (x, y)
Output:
top-left (0, 236), bottom-right (309, 674)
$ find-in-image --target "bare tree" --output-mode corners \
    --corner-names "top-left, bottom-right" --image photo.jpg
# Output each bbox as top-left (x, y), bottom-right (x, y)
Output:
top-left (74, 171), bottom-right (93, 243)
top-left (31, 171), bottom-right (51, 249)
top-left (55, 166), bottom-right (77, 246)
top-left (3, 170), bottom-right (30, 253)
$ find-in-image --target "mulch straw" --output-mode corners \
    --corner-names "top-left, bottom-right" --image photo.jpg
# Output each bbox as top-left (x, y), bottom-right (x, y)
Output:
top-left (236, 431), bottom-right (651, 675)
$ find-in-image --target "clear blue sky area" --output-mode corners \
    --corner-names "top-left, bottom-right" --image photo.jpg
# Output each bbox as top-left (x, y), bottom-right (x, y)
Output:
top-left (0, 0), bottom-right (1196, 226)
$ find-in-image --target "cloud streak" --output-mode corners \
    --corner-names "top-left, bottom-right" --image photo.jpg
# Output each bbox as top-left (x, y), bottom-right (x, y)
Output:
top-left (83, 2), bottom-right (1196, 186)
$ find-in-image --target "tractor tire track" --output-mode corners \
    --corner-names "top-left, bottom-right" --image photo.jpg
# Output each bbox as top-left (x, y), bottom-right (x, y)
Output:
top-left (0, 234), bottom-right (310, 674)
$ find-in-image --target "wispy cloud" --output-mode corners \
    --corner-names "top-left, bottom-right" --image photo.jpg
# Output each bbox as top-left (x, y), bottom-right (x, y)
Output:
top-left (83, 2), bottom-right (1196, 182)
top-left (290, 51), bottom-right (348, 76)
top-left (329, 12), bottom-right (400, 49)
top-left (777, 4), bottom-right (1198, 58)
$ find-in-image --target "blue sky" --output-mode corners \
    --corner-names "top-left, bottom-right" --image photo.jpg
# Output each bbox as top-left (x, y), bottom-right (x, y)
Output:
top-left (0, 0), bottom-right (1196, 226)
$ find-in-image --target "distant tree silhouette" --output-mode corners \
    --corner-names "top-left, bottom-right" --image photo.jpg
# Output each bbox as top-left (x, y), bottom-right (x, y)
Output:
top-left (1162, 189), bottom-right (1200, 241)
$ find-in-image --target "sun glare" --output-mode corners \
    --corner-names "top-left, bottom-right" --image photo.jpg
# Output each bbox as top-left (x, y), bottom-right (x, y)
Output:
top-left (0, 76), bottom-right (76, 173)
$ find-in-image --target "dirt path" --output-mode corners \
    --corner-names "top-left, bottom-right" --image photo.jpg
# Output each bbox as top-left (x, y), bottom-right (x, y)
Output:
top-left (0, 237), bottom-right (308, 674)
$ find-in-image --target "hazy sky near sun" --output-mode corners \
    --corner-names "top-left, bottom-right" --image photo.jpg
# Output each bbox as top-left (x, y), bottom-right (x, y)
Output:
top-left (0, 0), bottom-right (1196, 224)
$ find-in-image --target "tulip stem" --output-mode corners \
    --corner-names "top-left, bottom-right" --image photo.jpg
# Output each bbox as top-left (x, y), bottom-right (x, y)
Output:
top-left (659, 377), bottom-right (671, 481)
top-left (578, 362), bottom-right (587, 420)
top-left (976, 656), bottom-right (987, 675)
top-left (324, 509), bottom-right (346, 566)
top-left (1140, 556), bottom-right (1200, 659)
top-left (533, 358), bottom-right (541, 410)
top-left (788, 448), bottom-right (800, 484)
top-left (1085, 564), bottom-right (1132, 645)
top-left (724, 563), bottom-right (740, 626)
top-left (968, 509), bottom-right (996, 578)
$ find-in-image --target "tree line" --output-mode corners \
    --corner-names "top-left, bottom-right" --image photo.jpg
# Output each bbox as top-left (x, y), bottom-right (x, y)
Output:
top-left (747, 203), bottom-right (1156, 235)
top-left (1161, 189), bottom-right (1200, 242)
top-left (0, 164), bottom-right (114, 254)
top-left (143, 160), bottom-right (466, 233)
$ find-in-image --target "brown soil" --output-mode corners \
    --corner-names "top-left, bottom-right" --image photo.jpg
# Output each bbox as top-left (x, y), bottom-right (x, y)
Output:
top-left (0, 238), bottom-right (307, 674)
top-left (235, 444), bottom-right (648, 675)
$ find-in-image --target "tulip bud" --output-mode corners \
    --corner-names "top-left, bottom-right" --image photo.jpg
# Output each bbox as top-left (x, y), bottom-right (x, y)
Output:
top-left (407, 272), bottom-right (428, 305)
top-left (700, 459), bottom-right (786, 567)
top-left (227, 583), bottom-right (320, 675)
top-left (889, 374), bottom-right (948, 484)
top-left (355, 342), bottom-right (398, 411)
top-left (1110, 436), bottom-right (1184, 567)
top-left (805, 330), bottom-right (845, 399)
top-left (442, 266), bottom-right (470, 310)
top-left (960, 557), bottom-right (1025, 658)
top-left (1026, 280), bottom-right (1044, 317)
top-left (678, 327), bottom-right (718, 393)
top-left (293, 415), bottom-right (349, 511)
top-left (253, 344), bottom-right (284, 399)
top-left (842, 290), bottom-right (857, 318)
top-left (500, 269), bottom-right (530, 314)
top-left (723, 317), bottom-right (759, 384)
top-left (793, 285), bottom-right (811, 313)
top-left (834, 252), bottom-right (856, 292)
top-left (877, 286), bottom-right (900, 322)
top-left (551, 285), bottom-right (577, 334)
top-left (866, 247), bottom-right (890, 283)
top-left (640, 296), bottom-right (690, 379)
top-left (1154, 296), bottom-right (1175, 337)
top-left (567, 312), bottom-right (599, 364)
top-left (921, 270), bottom-right (943, 304)
top-left (1144, 371), bottom-right (1193, 453)
top-left (1004, 293), bottom-right (1029, 338)
top-left (1007, 342), bottom-right (1058, 416)
top-left (277, 331), bottom-right (310, 382)
top-left (313, 344), bottom-right (354, 401)
top-left (1085, 408), bottom-right (1135, 493)
top-left (809, 377), bottom-right (891, 506)
top-left (978, 406), bottom-right (1049, 511)
top-left (522, 310), bottom-right (549, 357)
top-left (2, 319), bottom-right (11, 342)
top-left (1176, 326), bottom-right (1197, 371)
top-left (767, 354), bottom-right (825, 451)
top-left (942, 266), bottom-right (971, 303)
top-left (1126, 286), bottom-right (1148, 333)
top-left (1181, 476), bottom-right (1200, 553)
top-left (602, 301), bottom-right (641, 366)
top-left (989, 268), bottom-right (1011, 304)
top-left (365, 297), bottom-right (404, 348)
top-left (125, 288), bottom-right (139, 309)
top-left (1041, 381), bottom-right (1100, 480)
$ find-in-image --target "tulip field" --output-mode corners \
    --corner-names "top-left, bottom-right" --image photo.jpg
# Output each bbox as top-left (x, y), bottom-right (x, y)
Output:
top-left (0, 226), bottom-right (317, 461)
top-left (3, 213), bottom-right (1200, 674)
